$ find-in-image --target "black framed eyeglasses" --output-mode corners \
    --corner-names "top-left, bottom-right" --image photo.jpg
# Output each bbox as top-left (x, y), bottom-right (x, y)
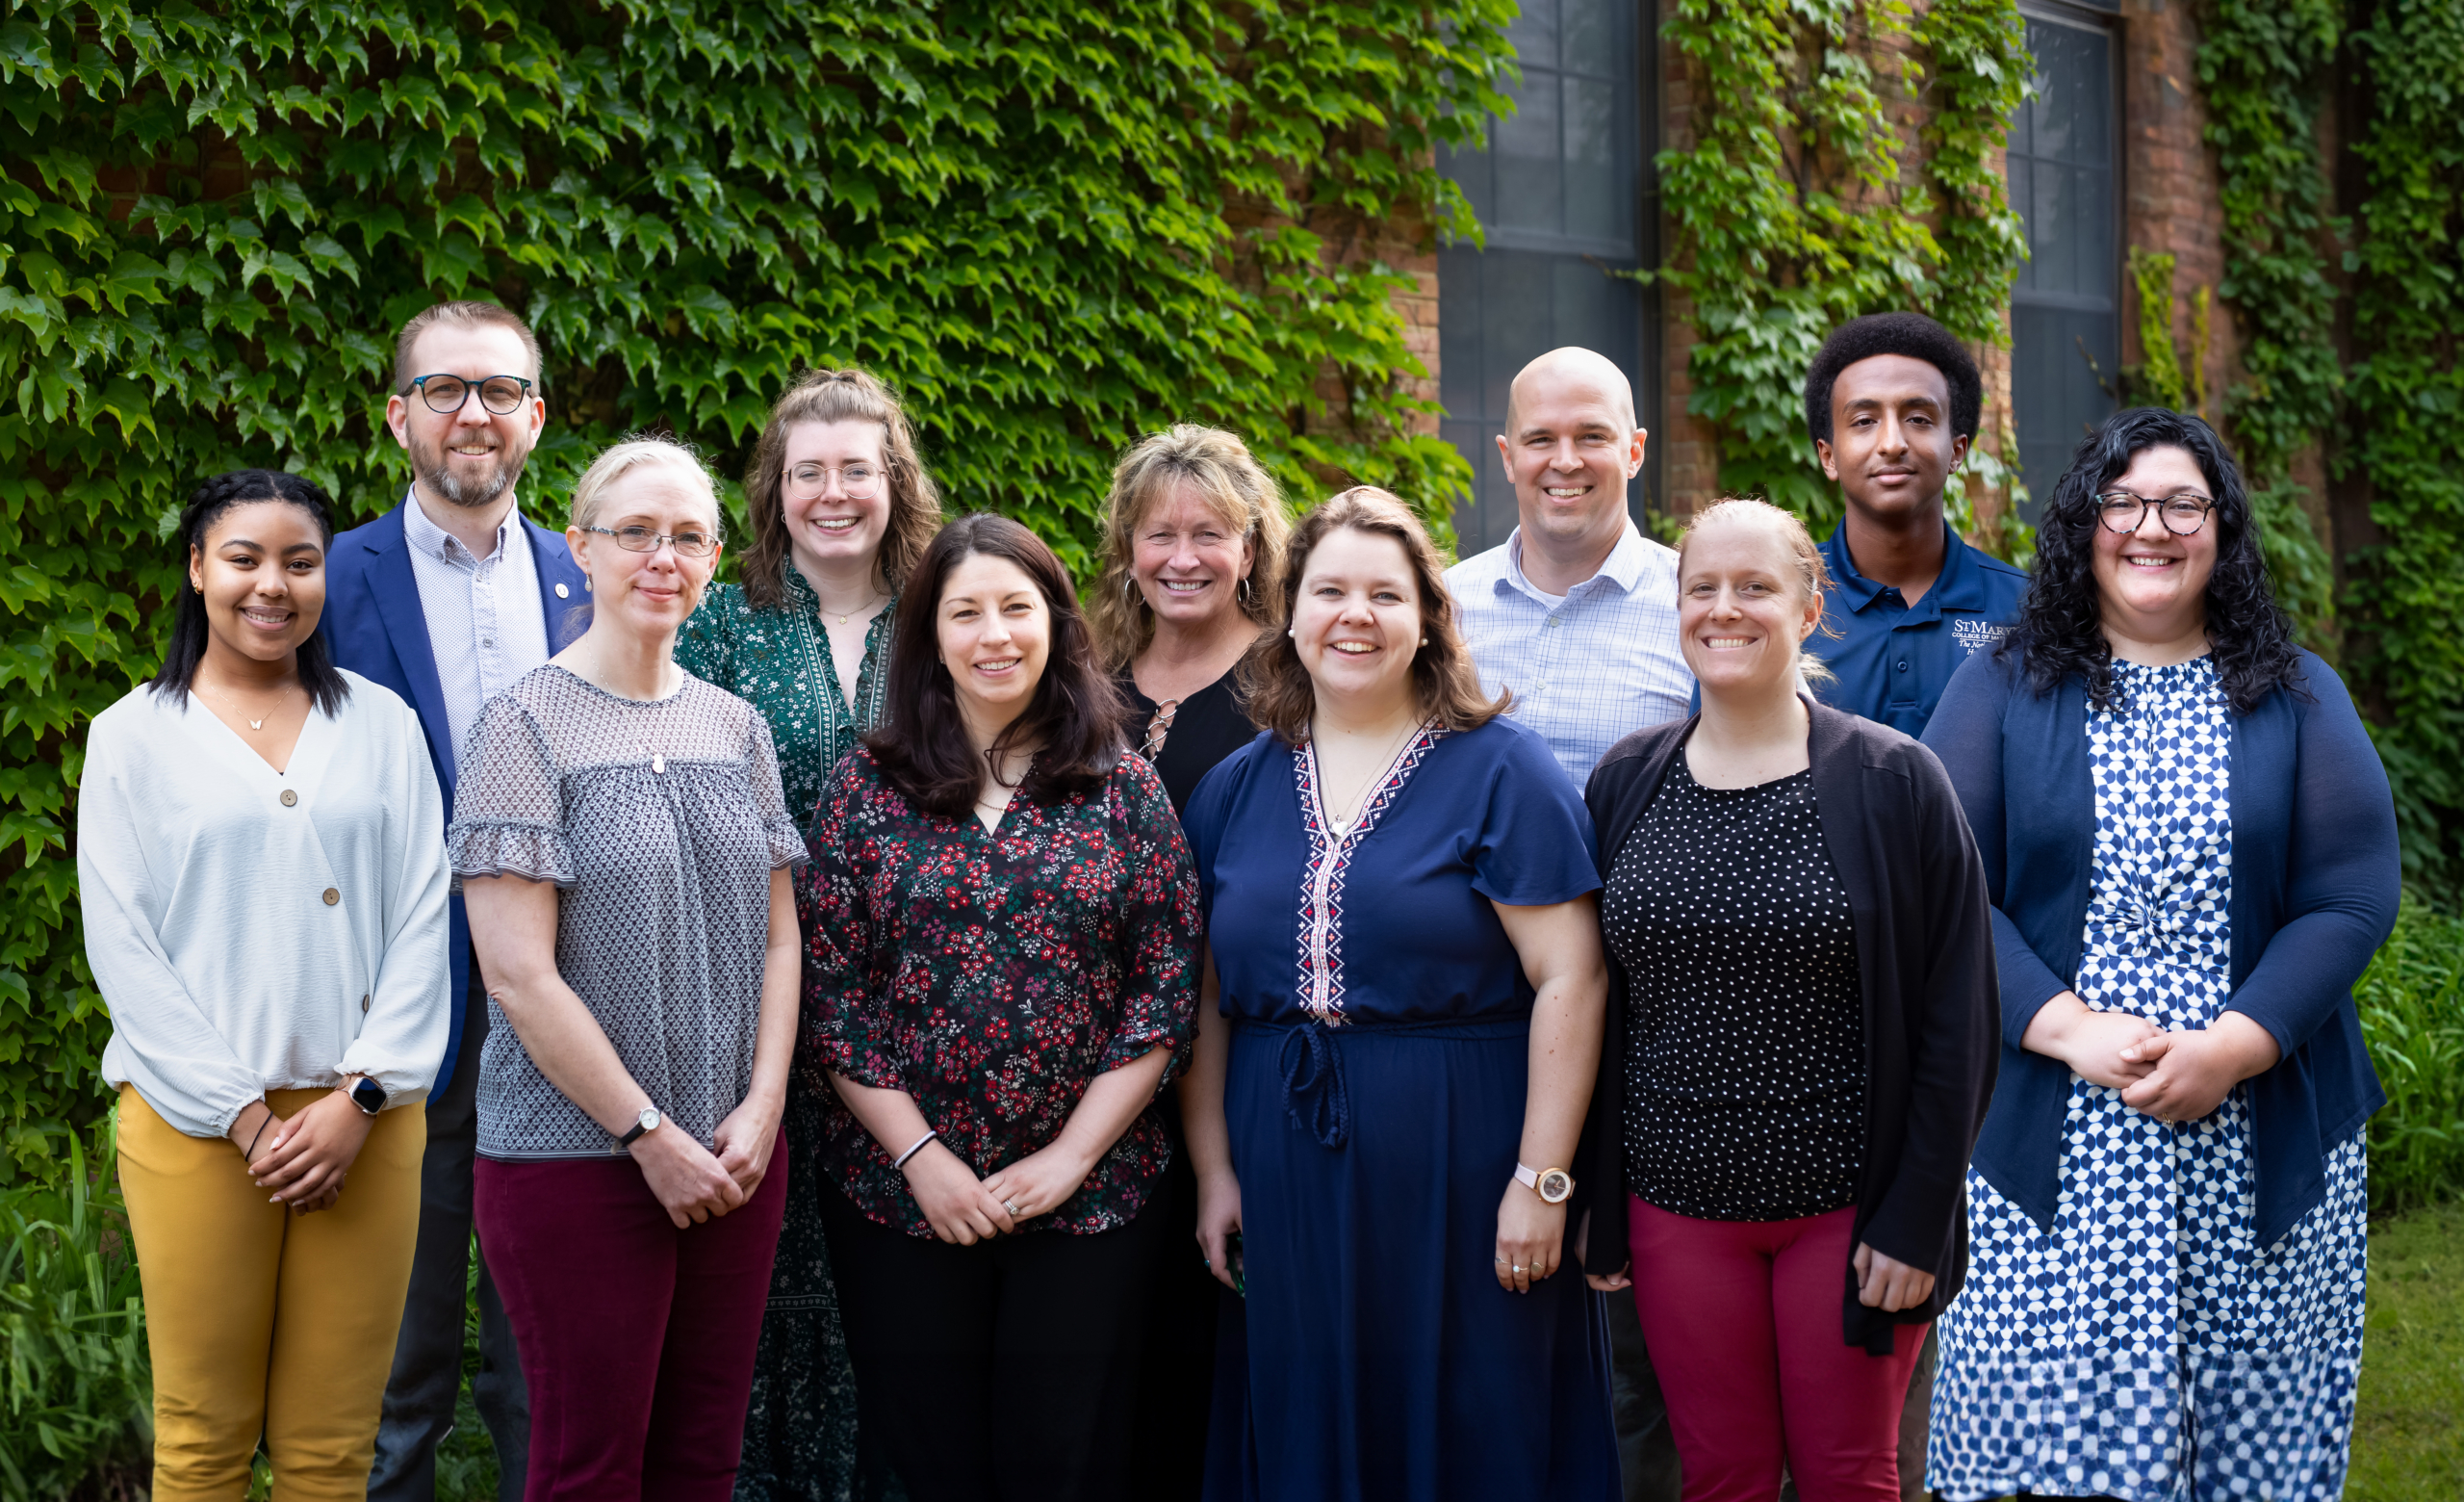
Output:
top-left (404, 374), bottom-right (533, 416)
top-left (2093, 488), bottom-right (2216, 536)
top-left (581, 524), bottom-right (720, 559)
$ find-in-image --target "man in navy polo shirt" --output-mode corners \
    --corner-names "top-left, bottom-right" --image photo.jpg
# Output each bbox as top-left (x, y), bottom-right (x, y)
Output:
top-left (1805, 312), bottom-right (2028, 739)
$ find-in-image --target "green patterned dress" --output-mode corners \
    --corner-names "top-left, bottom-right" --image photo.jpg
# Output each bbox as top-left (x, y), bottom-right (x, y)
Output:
top-left (677, 560), bottom-right (902, 1502)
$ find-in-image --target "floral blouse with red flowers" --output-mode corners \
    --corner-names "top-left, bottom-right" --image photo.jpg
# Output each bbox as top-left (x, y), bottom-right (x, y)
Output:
top-left (799, 745), bottom-right (1203, 1237)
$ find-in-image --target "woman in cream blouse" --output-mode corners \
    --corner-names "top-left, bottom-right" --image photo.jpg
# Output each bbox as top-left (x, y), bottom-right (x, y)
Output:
top-left (78, 469), bottom-right (450, 1498)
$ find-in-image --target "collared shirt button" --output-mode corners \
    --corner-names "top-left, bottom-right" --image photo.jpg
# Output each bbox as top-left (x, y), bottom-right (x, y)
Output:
top-left (279, 789), bottom-right (297, 807)
top-left (321, 888), bottom-right (340, 906)
top-left (1896, 660), bottom-right (1910, 673)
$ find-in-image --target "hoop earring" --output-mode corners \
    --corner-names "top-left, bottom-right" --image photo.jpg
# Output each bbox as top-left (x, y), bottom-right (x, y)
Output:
top-left (1123, 575), bottom-right (1145, 612)
top-left (1238, 576), bottom-right (1251, 604)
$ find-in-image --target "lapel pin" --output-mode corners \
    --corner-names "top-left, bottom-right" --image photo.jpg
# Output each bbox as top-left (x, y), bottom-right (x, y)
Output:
top-left (555, 583), bottom-right (570, 599)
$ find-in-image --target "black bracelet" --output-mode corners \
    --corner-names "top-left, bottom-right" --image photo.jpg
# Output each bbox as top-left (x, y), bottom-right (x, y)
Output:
top-left (243, 1110), bottom-right (271, 1160)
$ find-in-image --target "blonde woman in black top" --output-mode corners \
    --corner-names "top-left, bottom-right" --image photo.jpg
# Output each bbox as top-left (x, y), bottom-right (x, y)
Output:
top-left (1577, 499), bottom-right (1996, 1499)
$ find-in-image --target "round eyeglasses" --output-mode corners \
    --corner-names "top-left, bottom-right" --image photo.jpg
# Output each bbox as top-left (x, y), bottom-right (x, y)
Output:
top-left (2093, 489), bottom-right (2215, 536)
top-left (581, 524), bottom-right (720, 559)
top-left (405, 374), bottom-right (534, 416)
top-left (784, 461), bottom-right (884, 503)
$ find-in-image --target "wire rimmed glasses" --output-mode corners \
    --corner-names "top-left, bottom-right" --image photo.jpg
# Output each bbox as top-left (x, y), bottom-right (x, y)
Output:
top-left (783, 461), bottom-right (885, 503)
top-left (581, 524), bottom-right (720, 559)
top-left (2093, 489), bottom-right (2215, 536)
top-left (404, 374), bottom-right (534, 416)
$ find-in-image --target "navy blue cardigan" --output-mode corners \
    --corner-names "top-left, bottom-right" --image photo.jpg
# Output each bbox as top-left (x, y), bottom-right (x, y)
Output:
top-left (1919, 647), bottom-right (2400, 1247)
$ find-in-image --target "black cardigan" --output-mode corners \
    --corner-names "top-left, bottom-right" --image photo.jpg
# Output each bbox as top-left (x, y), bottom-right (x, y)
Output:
top-left (1576, 699), bottom-right (2000, 1353)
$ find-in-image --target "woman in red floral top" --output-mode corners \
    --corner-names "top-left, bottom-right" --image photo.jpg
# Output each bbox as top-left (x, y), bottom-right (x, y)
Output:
top-left (799, 512), bottom-right (1203, 1502)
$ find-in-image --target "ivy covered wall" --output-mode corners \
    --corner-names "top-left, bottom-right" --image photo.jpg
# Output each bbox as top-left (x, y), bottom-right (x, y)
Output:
top-left (0, 0), bottom-right (1517, 1172)
top-left (2197, 0), bottom-right (2464, 895)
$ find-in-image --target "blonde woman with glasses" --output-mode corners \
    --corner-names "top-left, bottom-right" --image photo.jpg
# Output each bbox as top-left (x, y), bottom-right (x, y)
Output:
top-left (456, 438), bottom-right (806, 1498)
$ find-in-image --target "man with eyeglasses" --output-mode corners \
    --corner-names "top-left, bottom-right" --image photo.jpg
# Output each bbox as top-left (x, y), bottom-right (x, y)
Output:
top-left (1803, 313), bottom-right (2030, 743)
top-left (324, 300), bottom-right (588, 1502)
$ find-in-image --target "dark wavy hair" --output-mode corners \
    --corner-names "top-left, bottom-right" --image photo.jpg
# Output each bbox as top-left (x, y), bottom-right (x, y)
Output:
top-left (1805, 311), bottom-right (1982, 444)
top-left (863, 513), bottom-right (1124, 818)
top-left (1999, 406), bottom-right (2305, 713)
top-left (150, 469), bottom-right (351, 714)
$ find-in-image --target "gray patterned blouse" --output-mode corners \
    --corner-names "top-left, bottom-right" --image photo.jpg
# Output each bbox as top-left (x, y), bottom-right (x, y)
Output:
top-left (449, 665), bottom-right (806, 1160)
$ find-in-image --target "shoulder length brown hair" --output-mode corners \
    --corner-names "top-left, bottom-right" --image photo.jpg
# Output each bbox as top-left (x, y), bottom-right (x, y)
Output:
top-left (863, 513), bottom-right (1126, 818)
top-left (1242, 486), bottom-right (1506, 744)
top-left (1088, 425), bottom-right (1292, 669)
top-left (737, 367), bottom-right (944, 610)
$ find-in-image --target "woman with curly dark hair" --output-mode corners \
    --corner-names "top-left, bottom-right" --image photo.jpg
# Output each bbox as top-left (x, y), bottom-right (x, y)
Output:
top-left (1919, 408), bottom-right (2400, 1499)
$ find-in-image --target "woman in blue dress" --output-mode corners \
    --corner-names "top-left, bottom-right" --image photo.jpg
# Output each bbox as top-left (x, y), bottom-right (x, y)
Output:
top-left (1180, 486), bottom-right (1620, 1502)
top-left (1920, 409), bottom-right (2401, 1499)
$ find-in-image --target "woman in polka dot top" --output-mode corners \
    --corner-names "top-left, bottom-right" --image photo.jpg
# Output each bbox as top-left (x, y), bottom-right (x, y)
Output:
top-left (1575, 498), bottom-right (1999, 1498)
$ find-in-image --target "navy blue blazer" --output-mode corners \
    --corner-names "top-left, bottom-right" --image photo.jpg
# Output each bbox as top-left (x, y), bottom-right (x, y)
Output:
top-left (1920, 646), bottom-right (2400, 1246)
top-left (323, 499), bottom-right (590, 1088)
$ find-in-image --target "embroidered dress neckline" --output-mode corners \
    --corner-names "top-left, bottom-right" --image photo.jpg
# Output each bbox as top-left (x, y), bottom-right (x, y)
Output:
top-left (1291, 720), bottom-right (1446, 1023)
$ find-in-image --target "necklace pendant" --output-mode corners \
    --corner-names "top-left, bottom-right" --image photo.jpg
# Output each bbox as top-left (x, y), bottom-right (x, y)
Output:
top-left (248, 717), bottom-right (265, 730)
top-left (652, 753), bottom-right (666, 775)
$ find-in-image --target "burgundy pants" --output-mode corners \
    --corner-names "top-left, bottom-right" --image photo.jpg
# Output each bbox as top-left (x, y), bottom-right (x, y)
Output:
top-left (475, 1141), bottom-right (786, 1502)
top-left (1627, 1198), bottom-right (1926, 1502)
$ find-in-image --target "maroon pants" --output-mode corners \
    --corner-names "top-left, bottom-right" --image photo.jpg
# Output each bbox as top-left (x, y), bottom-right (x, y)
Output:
top-left (475, 1142), bottom-right (786, 1502)
top-left (1626, 1198), bottom-right (1926, 1502)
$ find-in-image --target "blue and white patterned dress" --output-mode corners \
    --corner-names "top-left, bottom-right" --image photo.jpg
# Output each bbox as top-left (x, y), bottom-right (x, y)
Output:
top-left (1928, 657), bottom-right (2369, 1501)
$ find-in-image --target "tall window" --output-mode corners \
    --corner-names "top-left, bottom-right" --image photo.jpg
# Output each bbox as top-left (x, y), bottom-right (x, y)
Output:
top-left (2009, 2), bottom-right (2121, 521)
top-left (1436, 1), bottom-right (1651, 556)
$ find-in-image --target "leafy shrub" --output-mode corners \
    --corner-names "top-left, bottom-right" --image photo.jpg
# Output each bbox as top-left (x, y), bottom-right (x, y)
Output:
top-left (0, 1116), bottom-right (147, 1502)
top-left (2357, 896), bottom-right (2464, 1216)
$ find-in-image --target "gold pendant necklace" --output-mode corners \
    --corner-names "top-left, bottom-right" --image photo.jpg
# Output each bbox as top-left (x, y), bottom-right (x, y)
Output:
top-left (822, 588), bottom-right (886, 627)
top-left (201, 684), bottom-right (291, 733)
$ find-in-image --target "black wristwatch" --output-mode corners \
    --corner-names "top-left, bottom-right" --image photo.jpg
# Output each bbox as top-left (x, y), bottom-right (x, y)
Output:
top-left (348, 1076), bottom-right (386, 1117)
top-left (617, 1106), bottom-right (661, 1148)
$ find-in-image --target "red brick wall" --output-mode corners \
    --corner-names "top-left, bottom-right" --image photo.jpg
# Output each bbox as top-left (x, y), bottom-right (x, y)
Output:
top-left (2118, 0), bottom-right (2236, 416)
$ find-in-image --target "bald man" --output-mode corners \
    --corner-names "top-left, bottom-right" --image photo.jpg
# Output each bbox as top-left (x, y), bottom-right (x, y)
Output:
top-left (1442, 347), bottom-right (1688, 1502)
top-left (1444, 347), bottom-right (1693, 788)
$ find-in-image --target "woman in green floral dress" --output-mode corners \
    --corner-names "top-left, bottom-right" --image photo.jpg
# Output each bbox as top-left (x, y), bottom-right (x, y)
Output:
top-left (677, 368), bottom-right (942, 1502)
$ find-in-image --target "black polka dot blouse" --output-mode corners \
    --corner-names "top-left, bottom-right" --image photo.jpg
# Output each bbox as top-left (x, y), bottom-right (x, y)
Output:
top-left (1602, 752), bottom-right (1865, 1222)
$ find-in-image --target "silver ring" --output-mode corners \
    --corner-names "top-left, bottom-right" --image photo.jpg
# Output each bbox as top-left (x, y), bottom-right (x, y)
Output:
top-left (1003, 1200), bottom-right (1021, 1216)
top-left (1511, 1264), bottom-right (1526, 1274)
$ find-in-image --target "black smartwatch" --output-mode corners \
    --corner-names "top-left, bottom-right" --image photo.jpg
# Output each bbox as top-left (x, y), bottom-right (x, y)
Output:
top-left (348, 1076), bottom-right (386, 1116)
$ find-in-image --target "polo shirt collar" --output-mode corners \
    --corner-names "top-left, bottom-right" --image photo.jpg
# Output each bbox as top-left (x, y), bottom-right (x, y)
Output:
top-left (1821, 518), bottom-right (1989, 614)
top-left (1502, 520), bottom-right (1650, 603)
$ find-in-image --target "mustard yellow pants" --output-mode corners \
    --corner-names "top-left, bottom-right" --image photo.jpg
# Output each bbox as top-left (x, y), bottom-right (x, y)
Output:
top-left (117, 1086), bottom-right (424, 1501)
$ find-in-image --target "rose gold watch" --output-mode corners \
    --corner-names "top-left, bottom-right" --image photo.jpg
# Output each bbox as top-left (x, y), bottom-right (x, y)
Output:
top-left (1515, 1162), bottom-right (1573, 1204)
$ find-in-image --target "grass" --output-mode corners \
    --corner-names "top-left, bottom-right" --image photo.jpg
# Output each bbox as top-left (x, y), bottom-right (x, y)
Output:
top-left (2350, 1199), bottom-right (2464, 1498)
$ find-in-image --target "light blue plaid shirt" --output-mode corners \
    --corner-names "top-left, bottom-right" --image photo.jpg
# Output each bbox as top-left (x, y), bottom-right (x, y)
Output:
top-left (1444, 522), bottom-right (1694, 789)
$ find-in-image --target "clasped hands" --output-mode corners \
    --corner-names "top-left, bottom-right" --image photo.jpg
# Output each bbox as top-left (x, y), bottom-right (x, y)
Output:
top-left (2025, 994), bottom-right (2282, 1125)
top-left (906, 1138), bottom-right (1096, 1246)
top-left (633, 1096), bottom-right (783, 1230)
top-left (225, 1086), bottom-right (375, 1214)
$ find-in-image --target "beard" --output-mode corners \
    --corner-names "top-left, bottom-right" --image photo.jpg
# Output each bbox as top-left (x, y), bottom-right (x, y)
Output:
top-left (411, 427), bottom-right (531, 510)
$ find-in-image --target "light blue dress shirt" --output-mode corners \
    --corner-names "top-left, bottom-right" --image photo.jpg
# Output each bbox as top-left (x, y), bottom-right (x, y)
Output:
top-left (1445, 521), bottom-right (1695, 789)
top-left (400, 489), bottom-right (552, 767)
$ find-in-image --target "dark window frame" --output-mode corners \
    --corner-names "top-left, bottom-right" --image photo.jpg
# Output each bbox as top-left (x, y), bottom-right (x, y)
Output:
top-left (2009, 0), bottom-right (2125, 521)
top-left (1434, 0), bottom-right (1660, 556)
